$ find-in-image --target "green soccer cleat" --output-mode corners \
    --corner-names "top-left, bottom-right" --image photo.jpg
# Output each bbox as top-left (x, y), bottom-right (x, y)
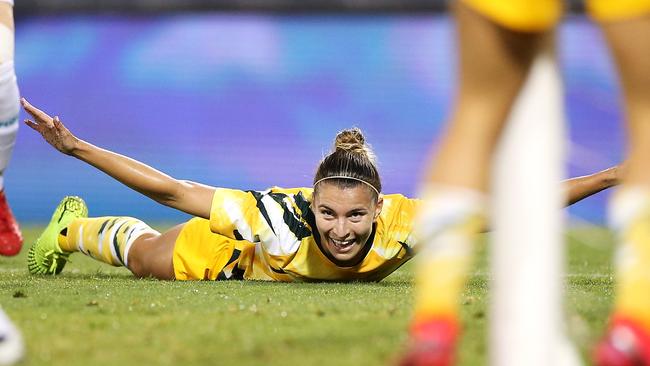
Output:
top-left (27, 196), bottom-right (88, 275)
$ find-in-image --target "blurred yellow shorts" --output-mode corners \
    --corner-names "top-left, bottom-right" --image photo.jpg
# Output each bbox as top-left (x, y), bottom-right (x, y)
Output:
top-left (461, 0), bottom-right (650, 31)
top-left (172, 217), bottom-right (236, 280)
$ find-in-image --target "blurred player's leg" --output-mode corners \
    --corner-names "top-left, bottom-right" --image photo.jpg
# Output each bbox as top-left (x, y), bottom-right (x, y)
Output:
top-left (0, 307), bottom-right (23, 366)
top-left (492, 40), bottom-right (579, 366)
top-left (401, 3), bottom-right (544, 365)
top-left (0, 0), bottom-right (22, 257)
top-left (593, 11), bottom-right (650, 366)
top-left (0, 5), bottom-right (22, 361)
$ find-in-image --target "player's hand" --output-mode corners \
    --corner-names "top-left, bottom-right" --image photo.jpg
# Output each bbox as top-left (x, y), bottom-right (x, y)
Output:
top-left (21, 98), bottom-right (79, 155)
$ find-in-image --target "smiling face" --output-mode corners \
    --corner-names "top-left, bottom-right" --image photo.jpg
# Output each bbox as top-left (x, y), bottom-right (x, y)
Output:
top-left (312, 182), bottom-right (383, 266)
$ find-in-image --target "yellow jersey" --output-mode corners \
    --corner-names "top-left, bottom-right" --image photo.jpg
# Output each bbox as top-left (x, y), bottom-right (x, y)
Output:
top-left (206, 187), bottom-right (419, 282)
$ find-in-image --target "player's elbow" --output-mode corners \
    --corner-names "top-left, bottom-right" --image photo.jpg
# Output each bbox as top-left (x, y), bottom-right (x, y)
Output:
top-left (150, 180), bottom-right (187, 208)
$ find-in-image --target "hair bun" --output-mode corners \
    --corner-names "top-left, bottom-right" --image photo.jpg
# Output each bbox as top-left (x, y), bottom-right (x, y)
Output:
top-left (314, 126), bottom-right (381, 195)
top-left (334, 128), bottom-right (366, 154)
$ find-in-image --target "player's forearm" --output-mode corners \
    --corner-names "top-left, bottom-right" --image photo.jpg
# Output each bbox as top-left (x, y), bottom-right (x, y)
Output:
top-left (70, 139), bottom-right (182, 206)
top-left (564, 166), bottom-right (622, 206)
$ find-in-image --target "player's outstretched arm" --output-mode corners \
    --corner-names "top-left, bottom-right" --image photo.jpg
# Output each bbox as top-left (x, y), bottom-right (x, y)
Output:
top-left (564, 164), bottom-right (625, 206)
top-left (21, 97), bottom-right (214, 219)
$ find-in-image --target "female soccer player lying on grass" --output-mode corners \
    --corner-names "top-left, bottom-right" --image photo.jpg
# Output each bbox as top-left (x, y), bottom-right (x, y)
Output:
top-left (21, 98), bottom-right (623, 281)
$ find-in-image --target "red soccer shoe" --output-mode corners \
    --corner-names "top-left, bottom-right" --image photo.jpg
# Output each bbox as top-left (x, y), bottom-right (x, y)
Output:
top-left (399, 317), bottom-right (460, 366)
top-left (595, 316), bottom-right (650, 366)
top-left (0, 190), bottom-right (22, 256)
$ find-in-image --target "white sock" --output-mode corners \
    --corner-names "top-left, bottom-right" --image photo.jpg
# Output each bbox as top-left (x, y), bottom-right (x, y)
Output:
top-left (411, 185), bottom-right (487, 319)
top-left (415, 184), bottom-right (487, 255)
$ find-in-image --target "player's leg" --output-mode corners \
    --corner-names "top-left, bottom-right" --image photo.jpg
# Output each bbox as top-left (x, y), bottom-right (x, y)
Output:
top-left (27, 196), bottom-right (177, 280)
top-left (428, 4), bottom-right (545, 191)
top-left (592, 11), bottom-right (650, 366)
top-left (0, 0), bottom-right (22, 257)
top-left (401, 2), bottom-right (547, 365)
top-left (0, 5), bottom-right (23, 363)
top-left (63, 217), bottom-right (242, 281)
top-left (61, 217), bottom-right (177, 279)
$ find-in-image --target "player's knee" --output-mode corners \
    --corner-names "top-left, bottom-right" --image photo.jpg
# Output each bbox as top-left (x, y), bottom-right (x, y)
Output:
top-left (126, 238), bottom-right (153, 278)
top-left (126, 233), bottom-right (171, 279)
top-left (126, 252), bottom-right (147, 278)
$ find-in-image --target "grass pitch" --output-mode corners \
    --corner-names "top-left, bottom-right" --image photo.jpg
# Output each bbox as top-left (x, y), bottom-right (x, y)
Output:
top-left (0, 225), bottom-right (615, 366)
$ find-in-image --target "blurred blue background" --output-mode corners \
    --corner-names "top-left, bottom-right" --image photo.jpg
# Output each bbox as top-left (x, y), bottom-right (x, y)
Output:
top-left (9, 13), bottom-right (625, 224)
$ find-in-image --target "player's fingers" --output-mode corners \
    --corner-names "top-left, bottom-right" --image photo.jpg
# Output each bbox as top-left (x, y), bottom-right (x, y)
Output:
top-left (19, 98), bottom-right (38, 117)
top-left (20, 97), bottom-right (52, 123)
top-left (23, 119), bottom-right (41, 132)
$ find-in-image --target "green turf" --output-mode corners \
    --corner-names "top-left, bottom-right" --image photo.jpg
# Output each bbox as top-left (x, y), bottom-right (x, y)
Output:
top-left (0, 225), bottom-right (615, 365)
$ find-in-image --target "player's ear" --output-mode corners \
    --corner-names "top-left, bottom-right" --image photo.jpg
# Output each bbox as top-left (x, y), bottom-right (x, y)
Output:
top-left (374, 195), bottom-right (383, 221)
top-left (310, 189), bottom-right (317, 211)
